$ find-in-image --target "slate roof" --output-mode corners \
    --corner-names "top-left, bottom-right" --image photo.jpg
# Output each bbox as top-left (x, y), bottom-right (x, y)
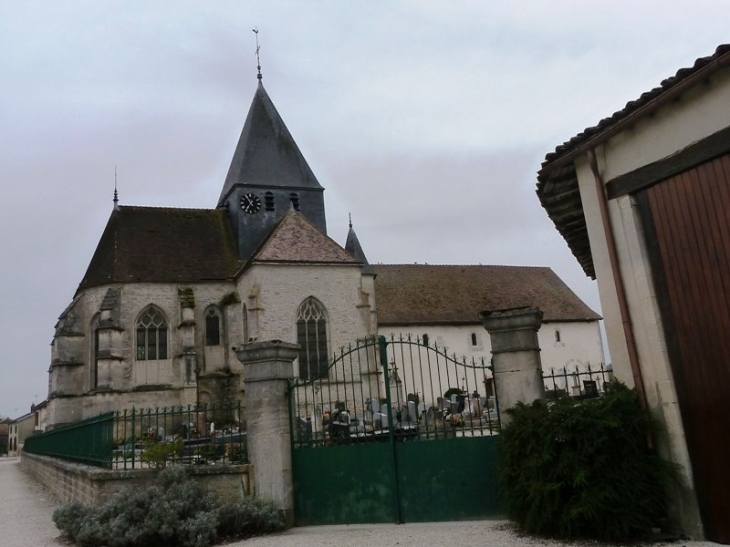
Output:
top-left (77, 206), bottom-right (242, 292)
top-left (218, 81), bottom-right (322, 206)
top-left (372, 264), bottom-right (600, 325)
top-left (345, 223), bottom-right (369, 265)
top-left (537, 44), bottom-right (730, 279)
top-left (251, 210), bottom-right (361, 265)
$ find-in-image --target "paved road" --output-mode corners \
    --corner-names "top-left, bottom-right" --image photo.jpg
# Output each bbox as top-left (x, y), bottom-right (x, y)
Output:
top-left (0, 457), bottom-right (68, 547)
top-left (0, 456), bottom-right (719, 547)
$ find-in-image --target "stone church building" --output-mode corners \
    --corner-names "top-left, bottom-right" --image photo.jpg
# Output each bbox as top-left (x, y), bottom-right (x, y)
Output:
top-left (46, 76), bottom-right (603, 427)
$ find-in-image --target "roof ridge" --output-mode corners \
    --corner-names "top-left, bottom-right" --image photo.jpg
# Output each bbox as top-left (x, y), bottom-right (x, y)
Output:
top-left (119, 205), bottom-right (220, 213)
top-left (375, 263), bottom-right (550, 269)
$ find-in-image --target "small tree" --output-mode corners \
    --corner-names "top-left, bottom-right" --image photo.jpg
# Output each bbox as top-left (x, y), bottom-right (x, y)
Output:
top-left (500, 382), bottom-right (677, 542)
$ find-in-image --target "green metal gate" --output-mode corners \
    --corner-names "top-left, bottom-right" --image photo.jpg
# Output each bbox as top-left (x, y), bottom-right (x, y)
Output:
top-left (290, 334), bottom-right (503, 525)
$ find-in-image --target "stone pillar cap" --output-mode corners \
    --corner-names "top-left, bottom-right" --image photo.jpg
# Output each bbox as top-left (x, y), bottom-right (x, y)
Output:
top-left (479, 306), bottom-right (543, 331)
top-left (235, 340), bottom-right (300, 363)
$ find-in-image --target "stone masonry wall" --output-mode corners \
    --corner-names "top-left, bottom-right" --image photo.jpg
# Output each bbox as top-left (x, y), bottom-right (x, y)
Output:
top-left (238, 264), bottom-right (372, 356)
top-left (48, 280), bottom-right (242, 426)
top-left (21, 452), bottom-right (250, 505)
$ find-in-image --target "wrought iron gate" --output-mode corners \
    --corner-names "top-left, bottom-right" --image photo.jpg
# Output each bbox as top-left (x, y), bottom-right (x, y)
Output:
top-left (289, 334), bottom-right (503, 525)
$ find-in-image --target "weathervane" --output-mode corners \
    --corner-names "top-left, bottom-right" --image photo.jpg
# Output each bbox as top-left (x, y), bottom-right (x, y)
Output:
top-left (253, 27), bottom-right (262, 80)
top-left (113, 164), bottom-right (119, 210)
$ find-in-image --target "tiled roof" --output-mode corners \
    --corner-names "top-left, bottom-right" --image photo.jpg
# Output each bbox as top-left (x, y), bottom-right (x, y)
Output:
top-left (372, 264), bottom-right (600, 325)
top-left (77, 206), bottom-right (242, 292)
top-left (252, 210), bottom-right (361, 265)
top-left (537, 44), bottom-right (730, 279)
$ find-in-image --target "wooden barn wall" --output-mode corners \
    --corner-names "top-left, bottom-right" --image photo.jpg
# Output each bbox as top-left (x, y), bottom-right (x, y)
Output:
top-left (636, 153), bottom-right (730, 544)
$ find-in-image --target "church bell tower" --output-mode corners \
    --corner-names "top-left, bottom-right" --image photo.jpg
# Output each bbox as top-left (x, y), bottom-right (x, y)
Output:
top-left (218, 78), bottom-right (327, 261)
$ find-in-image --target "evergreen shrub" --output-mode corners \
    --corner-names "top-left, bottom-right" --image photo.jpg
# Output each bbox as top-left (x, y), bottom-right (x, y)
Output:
top-left (52, 467), bottom-right (284, 547)
top-left (140, 438), bottom-right (183, 468)
top-left (500, 382), bottom-right (677, 542)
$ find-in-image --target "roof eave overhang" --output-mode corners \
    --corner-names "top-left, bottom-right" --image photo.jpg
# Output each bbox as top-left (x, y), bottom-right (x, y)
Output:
top-left (247, 260), bottom-right (362, 267)
top-left (378, 316), bottom-right (600, 327)
top-left (537, 48), bottom-right (730, 280)
top-left (378, 320), bottom-right (483, 327)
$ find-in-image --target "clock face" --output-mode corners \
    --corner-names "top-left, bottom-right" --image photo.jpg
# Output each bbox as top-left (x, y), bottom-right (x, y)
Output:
top-left (240, 193), bottom-right (261, 214)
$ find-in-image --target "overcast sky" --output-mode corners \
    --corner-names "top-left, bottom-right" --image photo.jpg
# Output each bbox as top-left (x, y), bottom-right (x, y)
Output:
top-left (1, 1), bottom-right (729, 418)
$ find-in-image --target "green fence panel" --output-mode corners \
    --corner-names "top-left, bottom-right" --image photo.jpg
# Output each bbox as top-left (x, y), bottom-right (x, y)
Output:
top-left (293, 442), bottom-right (397, 525)
top-left (396, 435), bottom-right (503, 522)
top-left (24, 412), bottom-right (115, 468)
top-left (23, 402), bottom-right (248, 470)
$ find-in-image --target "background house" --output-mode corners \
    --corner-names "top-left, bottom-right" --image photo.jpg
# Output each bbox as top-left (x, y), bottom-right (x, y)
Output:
top-left (0, 418), bottom-right (9, 456)
top-left (7, 412), bottom-right (36, 457)
top-left (538, 44), bottom-right (730, 543)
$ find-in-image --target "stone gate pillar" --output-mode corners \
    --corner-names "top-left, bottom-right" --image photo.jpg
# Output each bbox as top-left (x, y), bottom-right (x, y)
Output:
top-left (480, 307), bottom-right (544, 426)
top-left (235, 340), bottom-right (299, 527)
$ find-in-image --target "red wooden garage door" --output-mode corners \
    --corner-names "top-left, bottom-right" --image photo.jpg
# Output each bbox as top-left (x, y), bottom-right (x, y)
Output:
top-left (637, 153), bottom-right (730, 544)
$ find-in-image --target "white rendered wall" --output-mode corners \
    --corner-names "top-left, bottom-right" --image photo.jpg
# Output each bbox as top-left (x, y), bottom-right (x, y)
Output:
top-left (377, 321), bottom-right (605, 404)
top-left (378, 322), bottom-right (603, 370)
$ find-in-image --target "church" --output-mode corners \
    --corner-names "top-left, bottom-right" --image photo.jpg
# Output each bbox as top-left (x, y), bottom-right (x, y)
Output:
top-left (46, 73), bottom-right (603, 428)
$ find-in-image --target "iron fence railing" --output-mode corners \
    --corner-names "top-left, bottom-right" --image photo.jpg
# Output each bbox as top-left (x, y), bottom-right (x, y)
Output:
top-left (24, 402), bottom-right (247, 470)
top-left (291, 334), bottom-right (500, 449)
top-left (24, 365), bottom-right (614, 468)
top-left (542, 362), bottom-right (614, 400)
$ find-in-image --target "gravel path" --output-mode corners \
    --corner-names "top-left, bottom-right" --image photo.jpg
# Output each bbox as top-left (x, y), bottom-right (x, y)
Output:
top-left (233, 521), bottom-right (719, 547)
top-left (0, 456), bottom-right (719, 547)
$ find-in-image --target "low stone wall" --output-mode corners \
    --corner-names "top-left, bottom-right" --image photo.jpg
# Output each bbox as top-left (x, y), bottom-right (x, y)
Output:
top-left (21, 452), bottom-right (250, 506)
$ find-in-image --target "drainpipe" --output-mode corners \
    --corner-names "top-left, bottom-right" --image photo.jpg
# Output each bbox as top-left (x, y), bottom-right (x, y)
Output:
top-left (587, 148), bottom-right (649, 416)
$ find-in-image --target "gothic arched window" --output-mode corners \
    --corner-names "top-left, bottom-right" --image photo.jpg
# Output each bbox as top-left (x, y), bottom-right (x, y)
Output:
top-left (205, 307), bottom-right (221, 346)
top-left (136, 307), bottom-right (168, 360)
top-left (297, 297), bottom-right (328, 380)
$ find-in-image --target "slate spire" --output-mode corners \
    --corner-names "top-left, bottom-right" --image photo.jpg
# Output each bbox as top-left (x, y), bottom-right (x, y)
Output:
top-left (345, 214), bottom-right (369, 265)
top-left (217, 81), bottom-right (323, 207)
